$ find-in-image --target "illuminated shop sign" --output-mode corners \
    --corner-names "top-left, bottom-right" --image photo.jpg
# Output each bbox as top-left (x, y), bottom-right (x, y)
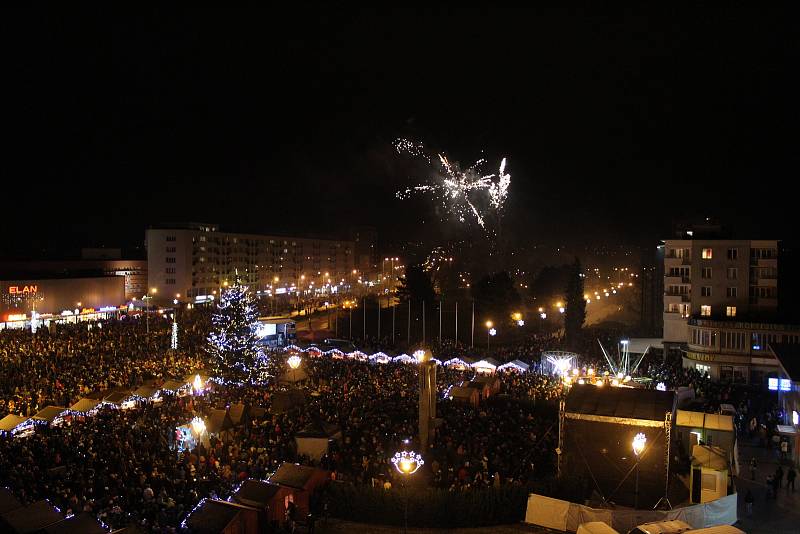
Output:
top-left (8, 285), bottom-right (37, 294)
top-left (768, 378), bottom-right (791, 391)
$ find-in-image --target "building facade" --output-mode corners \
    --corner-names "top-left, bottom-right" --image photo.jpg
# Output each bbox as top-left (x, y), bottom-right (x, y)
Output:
top-left (1, 276), bottom-right (126, 327)
top-left (684, 318), bottom-right (800, 384)
top-left (0, 259), bottom-right (146, 301)
top-left (663, 239), bottom-right (779, 347)
top-left (146, 223), bottom-right (356, 303)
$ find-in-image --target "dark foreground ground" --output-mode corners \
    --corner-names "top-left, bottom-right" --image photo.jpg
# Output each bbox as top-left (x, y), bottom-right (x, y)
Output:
top-left (315, 520), bottom-right (554, 533)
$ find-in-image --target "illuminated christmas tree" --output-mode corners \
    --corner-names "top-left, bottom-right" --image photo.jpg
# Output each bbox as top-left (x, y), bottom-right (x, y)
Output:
top-left (207, 282), bottom-right (268, 384)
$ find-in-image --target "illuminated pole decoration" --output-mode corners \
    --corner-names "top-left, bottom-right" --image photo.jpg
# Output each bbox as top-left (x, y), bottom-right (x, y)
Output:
top-left (206, 282), bottom-right (269, 384)
top-left (415, 350), bottom-right (437, 451)
top-left (171, 320), bottom-right (178, 350)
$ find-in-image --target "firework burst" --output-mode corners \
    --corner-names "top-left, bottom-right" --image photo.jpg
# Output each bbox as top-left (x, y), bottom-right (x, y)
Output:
top-left (394, 138), bottom-right (511, 235)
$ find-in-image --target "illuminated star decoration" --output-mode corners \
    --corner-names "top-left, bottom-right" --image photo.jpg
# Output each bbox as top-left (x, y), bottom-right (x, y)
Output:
top-left (394, 138), bottom-right (511, 236)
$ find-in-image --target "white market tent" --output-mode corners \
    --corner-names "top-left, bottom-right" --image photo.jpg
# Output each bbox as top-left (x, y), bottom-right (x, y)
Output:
top-left (0, 414), bottom-right (30, 434)
top-left (497, 359), bottom-right (530, 372)
top-left (69, 398), bottom-right (103, 414)
top-left (471, 359), bottom-right (498, 374)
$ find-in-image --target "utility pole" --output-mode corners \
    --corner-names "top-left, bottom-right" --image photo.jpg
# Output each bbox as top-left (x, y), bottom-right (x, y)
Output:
top-left (377, 295), bottom-right (381, 340)
top-left (422, 300), bottom-right (426, 344)
top-left (407, 300), bottom-right (411, 346)
top-left (438, 300), bottom-right (442, 344)
top-left (392, 303), bottom-right (396, 345)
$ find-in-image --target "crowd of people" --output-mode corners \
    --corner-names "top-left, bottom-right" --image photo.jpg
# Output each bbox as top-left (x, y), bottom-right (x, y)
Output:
top-left (0, 304), bottom-right (789, 532)
top-left (0, 312), bottom-right (209, 418)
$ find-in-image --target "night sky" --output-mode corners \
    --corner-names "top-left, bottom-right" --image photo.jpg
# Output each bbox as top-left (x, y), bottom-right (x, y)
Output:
top-left (2, 8), bottom-right (798, 258)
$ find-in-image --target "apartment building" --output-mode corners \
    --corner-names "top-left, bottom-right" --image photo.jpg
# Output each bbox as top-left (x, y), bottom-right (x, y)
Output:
top-left (662, 237), bottom-right (790, 383)
top-left (146, 223), bottom-right (355, 302)
top-left (663, 239), bottom-right (779, 343)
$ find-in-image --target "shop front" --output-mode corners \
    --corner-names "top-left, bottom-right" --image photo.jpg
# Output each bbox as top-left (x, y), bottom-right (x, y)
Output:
top-left (0, 276), bottom-right (126, 329)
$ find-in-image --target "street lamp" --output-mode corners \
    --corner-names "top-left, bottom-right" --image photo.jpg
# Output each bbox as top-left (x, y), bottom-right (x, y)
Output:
top-left (392, 450), bottom-right (424, 534)
top-left (191, 416), bottom-right (206, 437)
top-left (633, 432), bottom-right (646, 508)
top-left (287, 354), bottom-right (301, 385)
top-left (144, 287), bottom-right (157, 335)
top-left (192, 374), bottom-right (204, 395)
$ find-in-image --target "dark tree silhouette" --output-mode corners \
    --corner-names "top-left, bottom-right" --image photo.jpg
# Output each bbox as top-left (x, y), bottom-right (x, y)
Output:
top-left (564, 258), bottom-right (587, 350)
top-left (397, 264), bottom-right (437, 304)
top-left (470, 271), bottom-right (521, 321)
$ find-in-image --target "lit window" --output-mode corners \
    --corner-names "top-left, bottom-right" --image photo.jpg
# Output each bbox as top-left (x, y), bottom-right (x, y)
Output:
top-left (701, 305), bottom-right (712, 316)
top-left (702, 248), bottom-right (713, 259)
top-left (726, 306), bottom-right (737, 317)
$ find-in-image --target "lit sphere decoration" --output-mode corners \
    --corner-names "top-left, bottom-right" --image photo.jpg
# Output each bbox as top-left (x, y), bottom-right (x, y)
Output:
top-left (392, 451), bottom-right (424, 475)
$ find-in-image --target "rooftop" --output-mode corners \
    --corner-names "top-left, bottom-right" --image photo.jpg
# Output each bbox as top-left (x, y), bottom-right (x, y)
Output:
top-left (564, 384), bottom-right (675, 422)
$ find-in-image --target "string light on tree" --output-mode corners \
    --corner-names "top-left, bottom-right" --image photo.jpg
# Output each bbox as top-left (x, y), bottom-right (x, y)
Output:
top-left (206, 281), bottom-right (269, 384)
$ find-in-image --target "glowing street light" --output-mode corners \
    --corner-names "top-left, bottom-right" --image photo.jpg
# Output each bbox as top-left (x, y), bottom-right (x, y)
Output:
top-left (633, 433), bottom-right (646, 457)
top-left (413, 349), bottom-right (430, 363)
top-left (392, 450), bottom-right (424, 475)
top-left (191, 416), bottom-right (206, 436)
top-left (192, 374), bottom-right (204, 394)
top-left (633, 432), bottom-right (646, 509)
top-left (486, 322), bottom-right (497, 350)
top-left (287, 355), bottom-right (302, 385)
top-left (392, 450), bottom-right (423, 534)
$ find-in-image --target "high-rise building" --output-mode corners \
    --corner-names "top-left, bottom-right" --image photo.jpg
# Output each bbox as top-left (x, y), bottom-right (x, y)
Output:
top-left (146, 223), bottom-right (355, 303)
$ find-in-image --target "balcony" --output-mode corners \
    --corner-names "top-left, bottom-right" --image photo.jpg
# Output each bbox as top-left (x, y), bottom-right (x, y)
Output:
top-left (665, 276), bottom-right (692, 285)
top-left (664, 293), bottom-right (691, 303)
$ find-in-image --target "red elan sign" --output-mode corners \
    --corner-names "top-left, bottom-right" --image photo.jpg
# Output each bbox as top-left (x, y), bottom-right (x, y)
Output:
top-left (9, 285), bottom-right (38, 295)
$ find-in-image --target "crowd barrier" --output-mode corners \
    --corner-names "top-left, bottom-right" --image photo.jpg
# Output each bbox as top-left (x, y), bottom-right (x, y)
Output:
top-left (525, 492), bottom-right (737, 533)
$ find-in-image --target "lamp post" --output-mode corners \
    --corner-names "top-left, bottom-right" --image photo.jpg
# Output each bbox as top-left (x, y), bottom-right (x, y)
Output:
top-left (392, 450), bottom-right (424, 534)
top-left (144, 287), bottom-right (157, 336)
top-left (485, 320), bottom-right (495, 350)
top-left (633, 432), bottom-right (646, 509)
top-left (287, 354), bottom-right (301, 386)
